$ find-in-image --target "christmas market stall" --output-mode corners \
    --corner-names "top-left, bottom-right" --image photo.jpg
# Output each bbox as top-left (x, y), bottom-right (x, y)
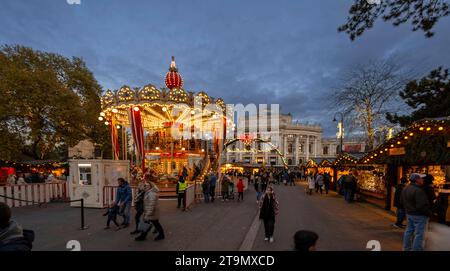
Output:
top-left (361, 117), bottom-right (450, 212)
top-left (332, 153), bottom-right (364, 192)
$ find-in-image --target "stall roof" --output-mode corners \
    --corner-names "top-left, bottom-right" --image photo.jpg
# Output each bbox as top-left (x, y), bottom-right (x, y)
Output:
top-left (333, 152), bottom-right (366, 166)
top-left (361, 116), bottom-right (450, 165)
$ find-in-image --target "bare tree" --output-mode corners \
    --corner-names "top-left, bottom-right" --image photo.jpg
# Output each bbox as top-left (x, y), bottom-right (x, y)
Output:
top-left (334, 59), bottom-right (409, 150)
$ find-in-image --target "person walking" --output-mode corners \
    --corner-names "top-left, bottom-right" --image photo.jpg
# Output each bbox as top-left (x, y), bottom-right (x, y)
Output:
top-left (259, 186), bottom-right (279, 243)
top-left (221, 175), bottom-right (229, 202)
top-left (254, 176), bottom-right (262, 203)
top-left (401, 173), bottom-right (431, 251)
top-left (202, 176), bottom-right (211, 203)
top-left (115, 178), bottom-right (132, 228)
top-left (307, 174), bottom-right (315, 195)
top-left (323, 173), bottom-right (331, 194)
top-left (130, 182), bottom-right (146, 234)
top-left (393, 178), bottom-right (407, 228)
top-left (209, 172), bottom-right (217, 202)
top-left (343, 172), bottom-right (357, 203)
top-left (237, 178), bottom-right (245, 202)
top-left (135, 182), bottom-right (165, 241)
top-left (315, 173), bottom-right (324, 194)
top-left (176, 175), bottom-right (187, 211)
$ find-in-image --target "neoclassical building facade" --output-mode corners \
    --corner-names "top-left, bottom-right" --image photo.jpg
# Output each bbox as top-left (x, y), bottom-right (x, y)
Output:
top-left (223, 113), bottom-right (366, 167)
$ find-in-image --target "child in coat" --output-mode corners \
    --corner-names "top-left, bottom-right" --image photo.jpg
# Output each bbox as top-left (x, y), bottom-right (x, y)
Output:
top-left (103, 205), bottom-right (120, 229)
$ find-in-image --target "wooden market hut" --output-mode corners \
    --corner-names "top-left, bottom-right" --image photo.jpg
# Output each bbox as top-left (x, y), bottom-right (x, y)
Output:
top-left (360, 117), bottom-right (450, 211)
top-left (332, 152), bottom-right (365, 191)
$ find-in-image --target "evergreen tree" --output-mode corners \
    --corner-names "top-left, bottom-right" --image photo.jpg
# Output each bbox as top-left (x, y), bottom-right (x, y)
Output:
top-left (387, 67), bottom-right (450, 126)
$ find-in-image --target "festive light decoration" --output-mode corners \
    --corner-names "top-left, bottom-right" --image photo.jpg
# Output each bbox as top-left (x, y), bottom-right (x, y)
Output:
top-left (165, 56), bottom-right (183, 89)
top-left (98, 116), bottom-right (104, 121)
top-left (98, 56), bottom-right (234, 178)
top-left (362, 117), bottom-right (450, 164)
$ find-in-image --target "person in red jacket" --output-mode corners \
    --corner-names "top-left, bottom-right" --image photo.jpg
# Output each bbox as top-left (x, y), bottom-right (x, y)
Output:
top-left (237, 178), bottom-right (245, 202)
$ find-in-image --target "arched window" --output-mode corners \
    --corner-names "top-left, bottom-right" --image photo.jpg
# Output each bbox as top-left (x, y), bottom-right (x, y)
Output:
top-left (288, 159), bottom-right (293, 165)
top-left (336, 145), bottom-right (340, 154)
top-left (323, 146), bottom-right (329, 155)
top-left (288, 144), bottom-right (293, 154)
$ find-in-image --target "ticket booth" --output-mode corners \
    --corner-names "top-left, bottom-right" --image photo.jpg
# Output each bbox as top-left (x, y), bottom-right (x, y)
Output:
top-left (68, 159), bottom-right (129, 208)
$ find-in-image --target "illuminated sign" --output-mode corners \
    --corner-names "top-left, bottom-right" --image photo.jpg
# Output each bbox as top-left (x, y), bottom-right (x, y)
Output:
top-left (389, 147), bottom-right (406, 156)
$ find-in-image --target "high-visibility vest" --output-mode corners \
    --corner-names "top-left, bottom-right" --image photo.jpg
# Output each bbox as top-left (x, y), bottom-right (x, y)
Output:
top-left (178, 181), bottom-right (187, 193)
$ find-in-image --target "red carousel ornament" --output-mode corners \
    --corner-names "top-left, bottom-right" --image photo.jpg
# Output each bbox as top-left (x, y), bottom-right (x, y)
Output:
top-left (165, 56), bottom-right (183, 89)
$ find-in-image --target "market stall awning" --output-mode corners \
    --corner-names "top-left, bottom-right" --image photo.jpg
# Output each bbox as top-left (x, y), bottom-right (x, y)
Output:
top-left (333, 152), bottom-right (366, 166)
top-left (361, 116), bottom-right (450, 166)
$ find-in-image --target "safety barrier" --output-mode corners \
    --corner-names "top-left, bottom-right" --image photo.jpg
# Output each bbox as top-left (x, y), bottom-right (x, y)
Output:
top-left (0, 182), bottom-right (68, 208)
top-left (185, 184), bottom-right (196, 208)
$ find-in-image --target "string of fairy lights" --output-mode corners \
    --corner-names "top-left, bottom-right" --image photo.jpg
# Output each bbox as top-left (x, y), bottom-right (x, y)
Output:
top-left (362, 117), bottom-right (450, 164)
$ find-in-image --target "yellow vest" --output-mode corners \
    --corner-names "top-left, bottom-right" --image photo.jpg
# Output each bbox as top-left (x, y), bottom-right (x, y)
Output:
top-left (178, 181), bottom-right (187, 193)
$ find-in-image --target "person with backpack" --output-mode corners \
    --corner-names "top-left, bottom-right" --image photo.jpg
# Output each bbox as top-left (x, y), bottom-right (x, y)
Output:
top-left (343, 172), bottom-right (357, 203)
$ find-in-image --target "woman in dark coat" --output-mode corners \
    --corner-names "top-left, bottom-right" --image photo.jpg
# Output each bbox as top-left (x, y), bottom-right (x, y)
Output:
top-left (259, 186), bottom-right (279, 243)
top-left (130, 182), bottom-right (146, 235)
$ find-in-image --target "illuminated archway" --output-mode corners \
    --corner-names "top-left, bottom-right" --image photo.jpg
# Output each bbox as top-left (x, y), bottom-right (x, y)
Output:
top-left (224, 134), bottom-right (288, 168)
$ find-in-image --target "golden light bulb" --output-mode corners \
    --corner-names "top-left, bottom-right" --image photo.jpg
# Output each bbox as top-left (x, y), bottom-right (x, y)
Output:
top-left (134, 106), bottom-right (140, 111)
top-left (98, 116), bottom-right (104, 121)
top-left (105, 121), bottom-right (109, 125)
top-left (112, 108), bottom-right (118, 113)
top-left (100, 112), bottom-right (106, 117)
top-left (162, 107), bottom-right (167, 112)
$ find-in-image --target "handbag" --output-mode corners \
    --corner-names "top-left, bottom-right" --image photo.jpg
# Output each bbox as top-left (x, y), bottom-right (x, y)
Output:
top-left (138, 220), bottom-right (153, 232)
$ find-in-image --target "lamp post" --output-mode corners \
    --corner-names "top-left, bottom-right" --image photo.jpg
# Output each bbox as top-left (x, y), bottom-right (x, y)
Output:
top-left (333, 112), bottom-right (344, 154)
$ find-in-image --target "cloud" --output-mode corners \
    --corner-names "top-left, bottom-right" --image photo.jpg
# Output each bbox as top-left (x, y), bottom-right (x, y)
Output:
top-left (1, 0), bottom-right (449, 137)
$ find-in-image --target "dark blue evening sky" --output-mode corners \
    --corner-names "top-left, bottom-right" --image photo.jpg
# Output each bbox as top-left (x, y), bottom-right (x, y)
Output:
top-left (1, 0), bottom-right (449, 136)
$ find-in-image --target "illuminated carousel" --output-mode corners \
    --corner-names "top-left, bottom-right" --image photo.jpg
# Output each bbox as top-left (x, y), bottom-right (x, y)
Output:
top-left (99, 57), bottom-right (233, 182)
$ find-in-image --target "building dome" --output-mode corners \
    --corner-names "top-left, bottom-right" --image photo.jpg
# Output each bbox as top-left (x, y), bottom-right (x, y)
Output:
top-left (165, 56), bottom-right (183, 89)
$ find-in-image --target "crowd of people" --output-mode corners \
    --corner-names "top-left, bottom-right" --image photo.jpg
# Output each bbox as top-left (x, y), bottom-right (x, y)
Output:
top-left (5, 172), bottom-right (61, 185)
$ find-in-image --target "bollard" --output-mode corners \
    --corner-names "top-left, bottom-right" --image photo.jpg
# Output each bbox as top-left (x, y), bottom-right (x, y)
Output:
top-left (80, 199), bottom-right (88, 230)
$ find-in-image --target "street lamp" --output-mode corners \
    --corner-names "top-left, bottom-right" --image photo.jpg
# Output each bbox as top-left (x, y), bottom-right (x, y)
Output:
top-left (333, 112), bottom-right (344, 154)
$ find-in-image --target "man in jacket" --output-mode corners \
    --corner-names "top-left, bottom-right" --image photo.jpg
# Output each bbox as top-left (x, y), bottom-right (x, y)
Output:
top-left (0, 202), bottom-right (34, 251)
top-left (343, 173), bottom-right (357, 203)
top-left (115, 178), bottom-right (132, 228)
top-left (176, 175), bottom-right (187, 211)
top-left (393, 178), bottom-right (407, 228)
top-left (209, 172), bottom-right (217, 202)
top-left (401, 173), bottom-right (431, 251)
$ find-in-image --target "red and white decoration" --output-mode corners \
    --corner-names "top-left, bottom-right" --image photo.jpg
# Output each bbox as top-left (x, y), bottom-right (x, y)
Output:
top-left (165, 56), bottom-right (183, 89)
top-left (110, 117), bottom-right (120, 160)
top-left (128, 106), bottom-right (145, 172)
